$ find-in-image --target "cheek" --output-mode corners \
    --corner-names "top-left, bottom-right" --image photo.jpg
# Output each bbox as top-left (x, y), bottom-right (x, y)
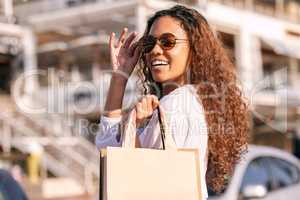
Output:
top-left (169, 47), bottom-right (190, 67)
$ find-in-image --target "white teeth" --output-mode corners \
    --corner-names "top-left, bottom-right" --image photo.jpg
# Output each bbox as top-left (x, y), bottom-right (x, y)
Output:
top-left (151, 60), bottom-right (168, 66)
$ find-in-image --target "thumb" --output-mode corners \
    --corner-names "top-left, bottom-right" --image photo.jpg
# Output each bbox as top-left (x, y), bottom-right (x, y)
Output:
top-left (151, 95), bottom-right (160, 109)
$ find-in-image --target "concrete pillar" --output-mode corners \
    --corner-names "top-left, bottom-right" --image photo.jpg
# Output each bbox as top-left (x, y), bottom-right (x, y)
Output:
top-left (235, 29), bottom-right (263, 97)
top-left (92, 62), bottom-right (102, 85)
top-left (2, 123), bottom-right (12, 153)
top-left (92, 45), bottom-right (102, 85)
top-left (289, 58), bottom-right (300, 89)
top-left (276, 0), bottom-right (285, 17)
top-left (286, 1), bottom-right (299, 21)
top-left (3, 0), bottom-right (13, 19)
top-left (135, 3), bottom-right (147, 35)
top-left (199, 0), bottom-right (207, 4)
top-left (22, 30), bottom-right (39, 95)
top-left (198, 0), bottom-right (208, 10)
top-left (245, 0), bottom-right (253, 10)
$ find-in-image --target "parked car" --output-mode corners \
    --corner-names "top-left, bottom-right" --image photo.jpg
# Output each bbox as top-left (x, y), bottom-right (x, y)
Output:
top-left (0, 169), bottom-right (29, 200)
top-left (208, 145), bottom-right (300, 200)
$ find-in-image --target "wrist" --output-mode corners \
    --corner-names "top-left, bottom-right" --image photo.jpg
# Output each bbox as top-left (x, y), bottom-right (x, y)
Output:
top-left (111, 72), bottom-right (128, 85)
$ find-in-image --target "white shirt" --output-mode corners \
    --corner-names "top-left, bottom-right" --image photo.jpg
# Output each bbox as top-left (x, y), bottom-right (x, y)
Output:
top-left (96, 84), bottom-right (209, 199)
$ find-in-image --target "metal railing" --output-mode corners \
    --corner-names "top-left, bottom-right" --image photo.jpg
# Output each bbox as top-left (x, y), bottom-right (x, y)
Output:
top-left (0, 110), bottom-right (100, 194)
top-left (13, 0), bottom-right (120, 19)
top-left (10, 0), bottom-right (300, 24)
top-left (209, 0), bottom-right (300, 23)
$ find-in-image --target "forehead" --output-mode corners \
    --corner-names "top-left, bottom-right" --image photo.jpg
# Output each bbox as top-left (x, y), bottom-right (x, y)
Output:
top-left (149, 16), bottom-right (187, 38)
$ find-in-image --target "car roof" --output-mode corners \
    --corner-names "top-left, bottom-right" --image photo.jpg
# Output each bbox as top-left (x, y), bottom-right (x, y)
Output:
top-left (245, 144), bottom-right (300, 166)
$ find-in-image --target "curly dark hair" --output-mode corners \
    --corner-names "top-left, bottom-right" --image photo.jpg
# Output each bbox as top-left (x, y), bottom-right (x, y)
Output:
top-left (137, 5), bottom-right (249, 193)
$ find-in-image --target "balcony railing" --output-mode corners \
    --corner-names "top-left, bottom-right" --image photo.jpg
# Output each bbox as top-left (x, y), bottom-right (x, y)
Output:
top-left (13, 0), bottom-right (98, 6)
top-left (209, 0), bottom-right (300, 23)
top-left (11, 0), bottom-right (300, 24)
top-left (13, 0), bottom-right (122, 21)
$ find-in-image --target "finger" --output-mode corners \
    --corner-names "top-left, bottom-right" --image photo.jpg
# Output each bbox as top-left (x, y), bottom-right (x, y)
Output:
top-left (117, 28), bottom-right (128, 48)
top-left (146, 95), bottom-right (153, 114)
top-left (109, 32), bottom-right (115, 50)
top-left (136, 102), bottom-right (143, 119)
top-left (124, 32), bottom-right (137, 49)
top-left (109, 32), bottom-right (117, 69)
top-left (151, 95), bottom-right (160, 109)
top-left (141, 98), bottom-right (148, 115)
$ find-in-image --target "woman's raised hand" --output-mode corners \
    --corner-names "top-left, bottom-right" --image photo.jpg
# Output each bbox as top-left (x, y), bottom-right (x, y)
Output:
top-left (109, 28), bottom-right (141, 76)
top-left (104, 28), bottom-right (142, 118)
top-left (135, 95), bottom-right (160, 128)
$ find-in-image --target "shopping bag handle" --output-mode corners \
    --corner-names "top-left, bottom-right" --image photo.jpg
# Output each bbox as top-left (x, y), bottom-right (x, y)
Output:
top-left (157, 107), bottom-right (166, 150)
top-left (121, 105), bottom-right (176, 150)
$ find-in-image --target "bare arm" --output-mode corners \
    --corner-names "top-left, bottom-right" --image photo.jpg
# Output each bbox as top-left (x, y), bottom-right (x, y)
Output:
top-left (103, 28), bottom-right (141, 118)
top-left (103, 74), bottom-right (127, 117)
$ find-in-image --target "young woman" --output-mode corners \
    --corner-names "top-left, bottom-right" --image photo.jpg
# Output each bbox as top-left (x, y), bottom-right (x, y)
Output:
top-left (96, 5), bottom-right (249, 199)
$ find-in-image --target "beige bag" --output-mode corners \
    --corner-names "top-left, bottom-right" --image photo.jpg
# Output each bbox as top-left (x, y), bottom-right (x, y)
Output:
top-left (100, 106), bottom-right (202, 200)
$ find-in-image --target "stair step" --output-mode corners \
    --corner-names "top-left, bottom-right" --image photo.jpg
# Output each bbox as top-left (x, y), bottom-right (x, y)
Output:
top-left (23, 177), bottom-right (90, 200)
top-left (42, 178), bottom-right (86, 199)
top-left (0, 94), bottom-right (100, 197)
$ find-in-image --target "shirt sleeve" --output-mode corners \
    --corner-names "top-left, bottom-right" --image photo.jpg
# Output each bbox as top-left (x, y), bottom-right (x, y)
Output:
top-left (95, 115), bottom-right (122, 150)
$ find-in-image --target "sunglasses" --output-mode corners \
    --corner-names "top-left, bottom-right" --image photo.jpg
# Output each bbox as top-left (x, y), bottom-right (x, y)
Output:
top-left (140, 33), bottom-right (189, 53)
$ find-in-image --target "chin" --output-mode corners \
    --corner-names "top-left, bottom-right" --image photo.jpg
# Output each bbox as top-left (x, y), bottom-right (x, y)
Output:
top-left (152, 74), bottom-right (186, 88)
top-left (152, 78), bottom-right (166, 83)
top-left (151, 74), bottom-right (168, 83)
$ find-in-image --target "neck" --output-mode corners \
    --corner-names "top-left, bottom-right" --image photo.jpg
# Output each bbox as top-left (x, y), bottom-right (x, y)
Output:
top-left (161, 75), bottom-right (187, 96)
top-left (162, 84), bottom-right (178, 96)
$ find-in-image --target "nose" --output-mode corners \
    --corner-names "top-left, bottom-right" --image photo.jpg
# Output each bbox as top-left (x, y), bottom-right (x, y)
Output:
top-left (150, 42), bottom-right (163, 55)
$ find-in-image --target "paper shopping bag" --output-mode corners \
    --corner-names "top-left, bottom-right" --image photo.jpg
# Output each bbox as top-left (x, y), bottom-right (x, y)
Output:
top-left (99, 106), bottom-right (202, 200)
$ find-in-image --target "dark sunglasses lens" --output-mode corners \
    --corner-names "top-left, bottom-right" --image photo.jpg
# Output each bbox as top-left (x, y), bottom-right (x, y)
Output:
top-left (143, 36), bottom-right (156, 53)
top-left (160, 33), bottom-right (176, 49)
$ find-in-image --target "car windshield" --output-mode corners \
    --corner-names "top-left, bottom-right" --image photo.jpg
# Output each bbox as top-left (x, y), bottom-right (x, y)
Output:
top-left (0, 191), bottom-right (5, 200)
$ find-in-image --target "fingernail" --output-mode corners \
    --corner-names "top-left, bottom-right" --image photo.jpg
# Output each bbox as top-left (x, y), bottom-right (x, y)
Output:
top-left (124, 27), bottom-right (128, 31)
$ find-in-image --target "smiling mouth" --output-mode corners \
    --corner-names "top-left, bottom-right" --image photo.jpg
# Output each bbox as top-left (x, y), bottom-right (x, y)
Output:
top-left (150, 60), bottom-right (169, 69)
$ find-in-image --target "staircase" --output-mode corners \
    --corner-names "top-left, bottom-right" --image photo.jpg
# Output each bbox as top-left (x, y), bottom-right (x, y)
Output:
top-left (0, 94), bottom-right (100, 195)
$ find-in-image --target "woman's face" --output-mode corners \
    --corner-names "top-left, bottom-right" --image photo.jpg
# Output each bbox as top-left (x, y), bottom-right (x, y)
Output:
top-left (145, 16), bottom-right (190, 85)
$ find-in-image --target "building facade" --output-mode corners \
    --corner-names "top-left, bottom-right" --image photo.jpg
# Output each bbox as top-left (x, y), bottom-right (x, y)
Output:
top-left (0, 0), bottom-right (300, 196)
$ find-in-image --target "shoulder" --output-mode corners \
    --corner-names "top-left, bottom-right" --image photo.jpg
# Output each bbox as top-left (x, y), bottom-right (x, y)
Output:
top-left (160, 84), bottom-right (204, 116)
top-left (158, 85), bottom-right (209, 148)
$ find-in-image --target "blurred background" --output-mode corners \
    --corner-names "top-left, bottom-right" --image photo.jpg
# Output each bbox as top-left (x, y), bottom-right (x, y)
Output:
top-left (0, 0), bottom-right (299, 200)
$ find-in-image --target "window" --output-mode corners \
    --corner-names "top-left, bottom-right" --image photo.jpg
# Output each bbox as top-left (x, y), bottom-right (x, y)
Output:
top-left (268, 157), bottom-right (300, 190)
top-left (240, 158), bottom-right (272, 192)
top-left (261, 51), bottom-right (290, 91)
